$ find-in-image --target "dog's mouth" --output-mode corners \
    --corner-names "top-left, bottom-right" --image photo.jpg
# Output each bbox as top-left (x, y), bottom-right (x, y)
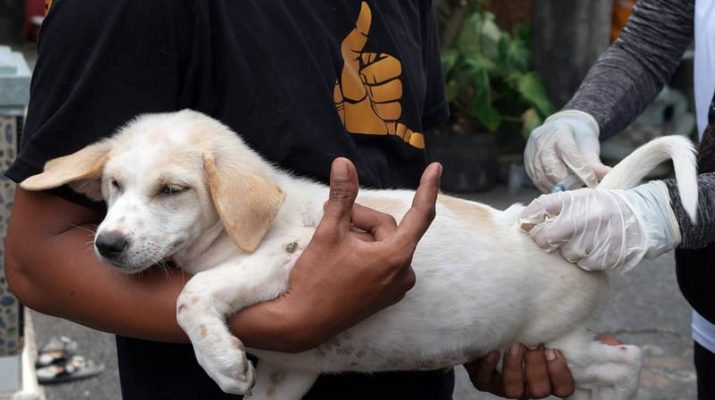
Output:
top-left (94, 241), bottom-right (176, 274)
top-left (96, 254), bottom-right (154, 274)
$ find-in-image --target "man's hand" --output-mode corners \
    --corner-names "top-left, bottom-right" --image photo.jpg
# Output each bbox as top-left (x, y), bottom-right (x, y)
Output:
top-left (232, 157), bottom-right (441, 351)
top-left (465, 344), bottom-right (575, 399)
top-left (524, 110), bottom-right (610, 192)
top-left (519, 181), bottom-right (680, 271)
top-left (467, 336), bottom-right (622, 399)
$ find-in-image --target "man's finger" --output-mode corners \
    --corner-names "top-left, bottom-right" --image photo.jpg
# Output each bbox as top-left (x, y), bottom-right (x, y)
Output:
top-left (592, 162), bottom-right (612, 181)
top-left (350, 203), bottom-right (398, 241)
top-left (537, 147), bottom-right (570, 191)
top-left (529, 133), bottom-right (566, 192)
top-left (502, 344), bottom-right (526, 399)
top-left (554, 130), bottom-right (598, 188)
top-left (389, 266), bottom-right (417, 301)
top-left (464, 351), bottom-right (502, 394)
top-left (526, 212), bottom-right (592, 253)
top-left (524, 346), bottom-right (551, 398)
top-left (524, 223), bottom-right (561, 252)
top-left (545, 350), bottom-right (575, 398)
top-left (319, 158), bottom-right (360, 235)
top-left (519, 192), bottom-right (568, 230)
top-left (395, 162), bottom-right (441, 244)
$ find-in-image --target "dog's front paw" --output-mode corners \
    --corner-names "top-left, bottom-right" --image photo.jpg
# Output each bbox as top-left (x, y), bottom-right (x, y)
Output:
top-left (194, 336), bottom-right (256, 395)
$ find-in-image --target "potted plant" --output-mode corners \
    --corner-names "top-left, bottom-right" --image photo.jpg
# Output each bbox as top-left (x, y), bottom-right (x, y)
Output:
top-left (429, 0), bottom-right (554, 192)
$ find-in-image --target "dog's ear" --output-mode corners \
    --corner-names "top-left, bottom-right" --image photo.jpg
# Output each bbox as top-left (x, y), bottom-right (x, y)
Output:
top-left (203, 153), bottom-right (286, 253)
top-left (19, 141), bottom-right (112, 201)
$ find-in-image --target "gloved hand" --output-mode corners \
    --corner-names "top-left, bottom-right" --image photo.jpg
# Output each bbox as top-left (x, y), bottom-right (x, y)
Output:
top-left (524, 110), bottom-right (612, 192)
top-left (519, 181), bottom-right (681, 271)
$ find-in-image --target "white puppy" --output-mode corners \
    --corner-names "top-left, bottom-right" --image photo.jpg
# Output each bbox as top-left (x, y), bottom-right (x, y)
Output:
top-left (20, 110), bottom-right (698, 399)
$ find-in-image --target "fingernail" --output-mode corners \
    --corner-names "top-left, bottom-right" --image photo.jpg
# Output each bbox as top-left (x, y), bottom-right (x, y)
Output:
top-left (545, 349), bottom-right (556, 361)
top-left (433, 162), bottom-right (443, 176)
top-left (332, 158), bottom-right (349, 182)
top-left (509, 343), bottom-right (522, 356)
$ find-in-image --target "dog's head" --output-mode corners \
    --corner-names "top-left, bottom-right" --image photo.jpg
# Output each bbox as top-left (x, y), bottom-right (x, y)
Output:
top-left (21, 110), bottom-right (285, 272)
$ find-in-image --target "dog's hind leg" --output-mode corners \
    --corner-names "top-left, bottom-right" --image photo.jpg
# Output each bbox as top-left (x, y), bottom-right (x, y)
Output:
top-left (550, 331), bottom-right (642, 400)
top-left (246, 362), bottom-right (319, 400)
top-left (176, 252), bottom-right (294, 395)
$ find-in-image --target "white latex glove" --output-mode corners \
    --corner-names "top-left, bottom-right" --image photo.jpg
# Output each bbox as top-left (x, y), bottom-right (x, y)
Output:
top-left (524, 110), bottom-right (612, 193)
top-left (519, 181), bottom-right (681, 272)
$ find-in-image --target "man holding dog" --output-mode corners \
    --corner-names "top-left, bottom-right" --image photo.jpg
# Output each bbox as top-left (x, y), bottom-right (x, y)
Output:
top-left (5, 0), bottom-right (572, 399)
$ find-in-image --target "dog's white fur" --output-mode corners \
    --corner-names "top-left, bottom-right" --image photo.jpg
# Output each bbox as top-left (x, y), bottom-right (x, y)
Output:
top-left (21, 110), bottom-right (698, 399)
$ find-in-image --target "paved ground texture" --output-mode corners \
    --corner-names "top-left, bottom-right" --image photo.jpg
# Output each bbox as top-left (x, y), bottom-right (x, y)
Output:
top-left (28, 185), bottom-right (696, 400)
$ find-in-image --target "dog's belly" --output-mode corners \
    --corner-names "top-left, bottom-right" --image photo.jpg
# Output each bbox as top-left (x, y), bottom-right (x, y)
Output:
top-left (251, 214), bottom-right (609, 373)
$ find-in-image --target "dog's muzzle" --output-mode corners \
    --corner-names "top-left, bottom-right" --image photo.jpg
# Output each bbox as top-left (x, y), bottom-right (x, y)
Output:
top-left (95, 231), bottom-right (128, 260)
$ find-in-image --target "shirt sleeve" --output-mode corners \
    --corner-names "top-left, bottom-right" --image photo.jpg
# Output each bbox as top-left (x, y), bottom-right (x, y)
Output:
top-left (665, 173), bottom-right (715, 249)
top-left (564, 0), bottom-right (694, 138)
top-left (7, 0), bottom-right (183, 188)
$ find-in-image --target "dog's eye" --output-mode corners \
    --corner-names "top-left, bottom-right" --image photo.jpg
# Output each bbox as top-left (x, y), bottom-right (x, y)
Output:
top-left (110, 179), bottom-right (121, 191)
top-left (159, 184), bottom-right (187, 196)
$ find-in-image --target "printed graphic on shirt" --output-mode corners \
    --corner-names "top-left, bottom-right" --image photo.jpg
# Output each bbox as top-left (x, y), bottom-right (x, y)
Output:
top-left (45, 0), bottom-right (53, 16)
top-left (333, 2), bottom-right (425, 149)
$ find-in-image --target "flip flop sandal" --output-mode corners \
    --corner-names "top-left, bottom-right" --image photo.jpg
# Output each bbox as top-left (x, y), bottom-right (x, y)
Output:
top-left (36, 355), bottom-right (105, 384)
top-left (36, 336), bottom-right (79, 368)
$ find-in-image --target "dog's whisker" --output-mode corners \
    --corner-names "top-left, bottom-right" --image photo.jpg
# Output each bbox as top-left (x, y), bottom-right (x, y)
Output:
top-left (70, 223), bottom-right (97, 235)
top-left (140, 249), bottom-right (173, 279)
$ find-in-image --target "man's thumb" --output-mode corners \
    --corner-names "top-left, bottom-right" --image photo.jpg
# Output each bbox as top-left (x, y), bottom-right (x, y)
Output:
top-left (324, 157), bottom-right (359, 224)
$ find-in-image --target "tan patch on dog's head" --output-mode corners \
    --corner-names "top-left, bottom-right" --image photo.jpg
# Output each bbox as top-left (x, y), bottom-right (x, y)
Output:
top-left (203, 154), bottom-right (285, 253)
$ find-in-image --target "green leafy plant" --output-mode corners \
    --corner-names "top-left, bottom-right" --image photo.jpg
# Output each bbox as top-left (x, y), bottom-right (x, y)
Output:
top-left (440, 5), bottom-right (554, 136)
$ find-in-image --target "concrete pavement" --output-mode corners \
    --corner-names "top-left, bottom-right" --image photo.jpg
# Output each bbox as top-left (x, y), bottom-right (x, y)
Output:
top-left (28, 184), bottom-right (697, 399)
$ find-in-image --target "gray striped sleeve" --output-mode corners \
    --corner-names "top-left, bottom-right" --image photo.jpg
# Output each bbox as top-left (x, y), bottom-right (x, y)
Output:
top-left (664, 173), bottom-right (715, 249)
top-left (565, 0), bottom-right (694, 138)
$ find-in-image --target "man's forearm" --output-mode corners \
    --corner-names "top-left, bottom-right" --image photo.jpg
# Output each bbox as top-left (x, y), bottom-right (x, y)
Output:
top-left (665, 172), bottom-right (715, 249)
top-left (5, 190), bottom-right (191, 342)
top-left (565, 0), bottom-right (694, 138)
top-left (5, 188), bottom-right (309, 348)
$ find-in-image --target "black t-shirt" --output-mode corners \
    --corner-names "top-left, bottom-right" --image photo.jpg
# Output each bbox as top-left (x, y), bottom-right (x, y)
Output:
top-left (8, 0), bottom-right (453, 398)
top-left (8, 0), bottom-right (448, 191)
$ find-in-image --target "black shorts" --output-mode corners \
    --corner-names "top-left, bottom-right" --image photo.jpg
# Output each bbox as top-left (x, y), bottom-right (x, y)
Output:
top-left (116, 336), bottom-right (455, 399)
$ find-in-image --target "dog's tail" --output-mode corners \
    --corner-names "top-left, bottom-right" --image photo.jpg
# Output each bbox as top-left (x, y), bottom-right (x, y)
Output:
top-left (597, 135), bottom-right (697, 223)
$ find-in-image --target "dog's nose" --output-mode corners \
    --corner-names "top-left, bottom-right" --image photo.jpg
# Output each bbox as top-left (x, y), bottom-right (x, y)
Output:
top-left (95, 232), bottom-right (128, 259)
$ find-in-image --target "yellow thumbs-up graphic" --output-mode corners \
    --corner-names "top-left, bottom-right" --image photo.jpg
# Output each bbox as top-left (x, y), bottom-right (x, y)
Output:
top-left (334, 2), bottom-right (425, 149)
